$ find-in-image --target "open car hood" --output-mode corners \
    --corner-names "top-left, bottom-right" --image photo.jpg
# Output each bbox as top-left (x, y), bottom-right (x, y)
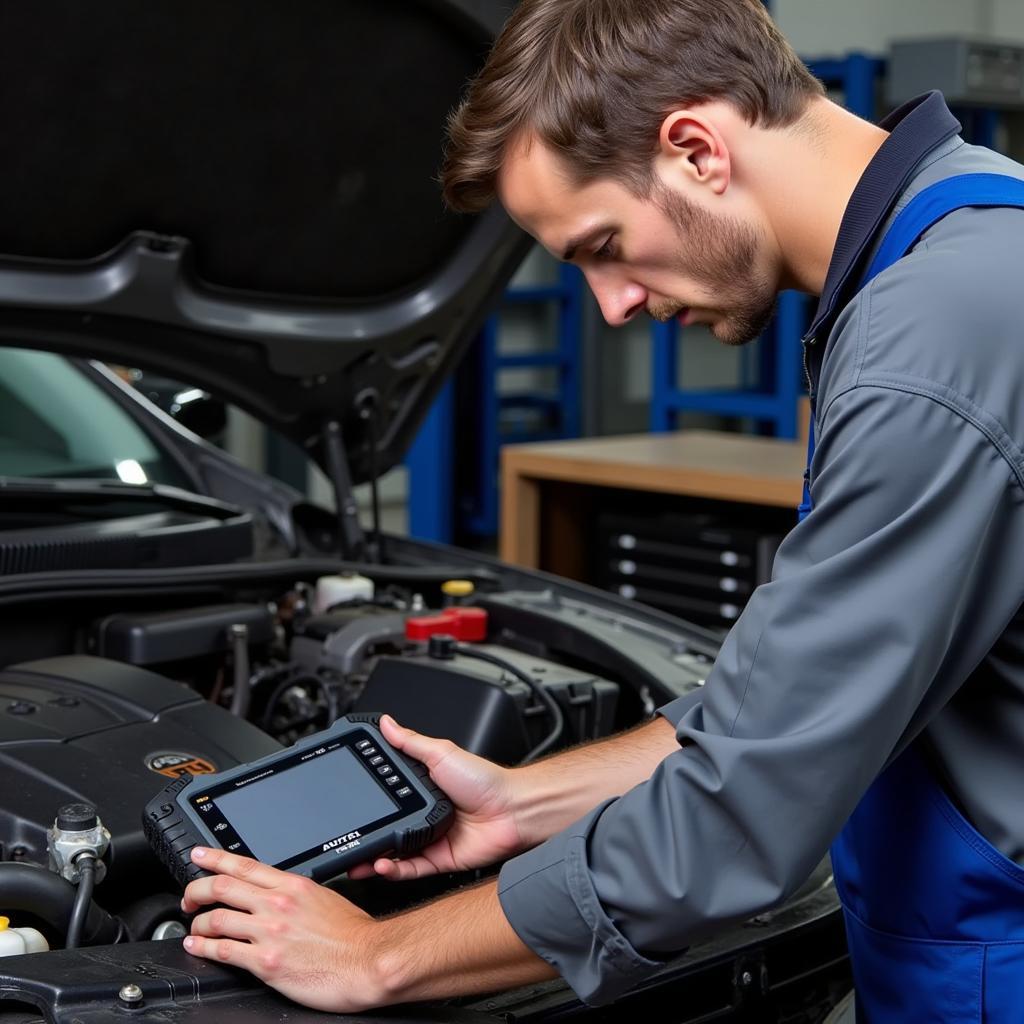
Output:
top-left (0, 0), bottom-right (529, 483)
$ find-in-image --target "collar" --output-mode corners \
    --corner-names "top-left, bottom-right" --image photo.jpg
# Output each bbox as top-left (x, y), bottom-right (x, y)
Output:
top-left (803, 91), bottom-right (962, 344)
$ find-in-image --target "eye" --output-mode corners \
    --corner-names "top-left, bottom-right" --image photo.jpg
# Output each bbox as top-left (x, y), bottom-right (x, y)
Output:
top-left (594, 236), bottom-right (616, 260)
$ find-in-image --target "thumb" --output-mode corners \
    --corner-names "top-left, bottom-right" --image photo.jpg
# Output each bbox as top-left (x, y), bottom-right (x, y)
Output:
top-left (380, 715), bottom-right (456, 771)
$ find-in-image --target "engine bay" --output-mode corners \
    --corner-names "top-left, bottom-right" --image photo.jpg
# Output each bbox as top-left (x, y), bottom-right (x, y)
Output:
top-left (0, 559), bottom-right (715, 961)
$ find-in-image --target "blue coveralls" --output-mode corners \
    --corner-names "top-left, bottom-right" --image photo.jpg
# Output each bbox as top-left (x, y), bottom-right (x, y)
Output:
top-left (801, 174), bottom-right (1024, 1022)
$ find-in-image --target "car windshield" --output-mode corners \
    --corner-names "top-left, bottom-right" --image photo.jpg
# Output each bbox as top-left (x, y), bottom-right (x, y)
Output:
top-left (0, 347), bottom-right (191, 488)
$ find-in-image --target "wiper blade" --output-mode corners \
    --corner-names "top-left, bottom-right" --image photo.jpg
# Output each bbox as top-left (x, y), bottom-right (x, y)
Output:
top-left (0, 475), bottom-right (160, 495)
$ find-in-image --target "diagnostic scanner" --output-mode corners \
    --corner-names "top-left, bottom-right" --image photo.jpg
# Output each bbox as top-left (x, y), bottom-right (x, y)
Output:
top-left (143, 713), bottom-right (453, 888)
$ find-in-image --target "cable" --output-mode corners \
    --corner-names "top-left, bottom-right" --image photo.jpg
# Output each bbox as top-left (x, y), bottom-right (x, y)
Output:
top-left (452, 644), bottom-right (564, 763)
top-left (66, 854), bottom-right (96, 950)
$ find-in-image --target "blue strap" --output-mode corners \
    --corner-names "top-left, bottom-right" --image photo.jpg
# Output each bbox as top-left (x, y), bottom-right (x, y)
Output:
top-left (798, 173), bottom-right (1024, 523)
top-left (797, 418), bottom-right (814, 522)
top-left (863, 173), bottom-right (1024, 289)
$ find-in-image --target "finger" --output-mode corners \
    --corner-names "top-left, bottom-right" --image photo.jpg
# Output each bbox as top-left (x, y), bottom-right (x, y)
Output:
top-left (183, 934), bottom-right (261, 974)
top-left (380, 715), bottom-right (457, 772)
top-left (368, 842), bottom-right (454, 881)
top-left (347, 855), bottom-right (439, 882)
top-left (371, 856), bottom-right (436, 881)
top-left (190, 907), bottom-right (262, 942)
top-left (346, 862), bottom-right (380, 880)
top-left (182, 873), bottom-right (264, 914)
top-left (191, 847), bottom-right (283, 888)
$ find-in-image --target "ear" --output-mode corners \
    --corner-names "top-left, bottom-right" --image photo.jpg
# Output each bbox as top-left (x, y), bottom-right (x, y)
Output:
top-left (656, 112), bottom-right (731, 195)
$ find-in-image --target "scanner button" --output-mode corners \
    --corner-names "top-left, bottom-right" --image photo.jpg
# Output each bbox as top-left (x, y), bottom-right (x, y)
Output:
top-left (376, 765), bottom-right (392, 775)
top-left (369, 756), bottom-right (384, 766)
top-left (385, 775), bottom-right (400, 785)
top-left (151, 802), bottom-right (176, 822)
top-left (361, 747), bottom-right (378, 757)
top-left (355, 740), bottom-right (371, 750)
top-left (396, 787), bottom-right (412, 798)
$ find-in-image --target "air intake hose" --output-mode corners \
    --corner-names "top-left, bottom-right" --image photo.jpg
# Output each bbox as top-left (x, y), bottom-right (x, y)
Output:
top-left (0, 863), bottom-right (121, 947)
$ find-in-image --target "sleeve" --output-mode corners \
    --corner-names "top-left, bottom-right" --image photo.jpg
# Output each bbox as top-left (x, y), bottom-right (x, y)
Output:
top-left (497, 381), bottom-right (1024, 1005)
top-left (656, 689), bottom-right (702, 726)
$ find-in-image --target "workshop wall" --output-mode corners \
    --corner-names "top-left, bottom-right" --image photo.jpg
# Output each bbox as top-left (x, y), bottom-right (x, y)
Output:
top-left (775, 0), bottom-right (1017, 55)
top-left (994, 0), bottom-right (1024, 41)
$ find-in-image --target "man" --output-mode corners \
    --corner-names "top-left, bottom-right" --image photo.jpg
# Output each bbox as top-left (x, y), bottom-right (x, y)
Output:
top-left (181, 0), bottom-right (1024, 1017)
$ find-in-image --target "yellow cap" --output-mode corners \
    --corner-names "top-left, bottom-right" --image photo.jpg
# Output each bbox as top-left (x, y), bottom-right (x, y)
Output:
top-left (0, 917), bottom-right (8, 931)
top-left (441, 579), bottom-right (475, 598)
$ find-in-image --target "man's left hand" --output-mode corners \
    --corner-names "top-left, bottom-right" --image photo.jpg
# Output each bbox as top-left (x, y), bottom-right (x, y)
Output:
top-left (181, 846), bottom-right (386, 1013)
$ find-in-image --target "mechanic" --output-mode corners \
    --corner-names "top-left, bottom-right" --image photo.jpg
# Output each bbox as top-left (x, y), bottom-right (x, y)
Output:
top-left (180, 0), bottom-right (1024, 1018)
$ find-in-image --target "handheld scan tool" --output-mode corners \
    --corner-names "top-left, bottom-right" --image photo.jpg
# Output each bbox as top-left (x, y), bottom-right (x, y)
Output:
top-left (143, 713), bottom-right (453, 887)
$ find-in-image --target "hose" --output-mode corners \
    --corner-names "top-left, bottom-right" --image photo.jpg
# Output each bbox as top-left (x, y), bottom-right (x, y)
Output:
top-left (65, 854), bottom-right (96, 949)
top-left (228, 622), bottom-right (251, 718)
top-left (0, 862), bottom-right (121, 947)
top-left (453, 645), bottom-right (564, 763)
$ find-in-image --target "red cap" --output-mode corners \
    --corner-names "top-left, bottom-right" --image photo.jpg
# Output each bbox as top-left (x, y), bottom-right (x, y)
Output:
top-left (405, 607), bottom-right (488, 643)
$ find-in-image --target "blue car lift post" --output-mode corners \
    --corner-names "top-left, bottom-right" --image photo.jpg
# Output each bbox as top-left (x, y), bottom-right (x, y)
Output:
top-left (405, 378), bottom-right (456, 544)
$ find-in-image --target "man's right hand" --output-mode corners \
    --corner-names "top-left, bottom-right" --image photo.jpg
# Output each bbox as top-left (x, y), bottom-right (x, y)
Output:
top-left (348, 715), bottom-right (526, 881)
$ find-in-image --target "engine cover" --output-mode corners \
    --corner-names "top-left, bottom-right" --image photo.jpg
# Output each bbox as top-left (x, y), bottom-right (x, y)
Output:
top-left (0, 656), bottom-right (279, 900)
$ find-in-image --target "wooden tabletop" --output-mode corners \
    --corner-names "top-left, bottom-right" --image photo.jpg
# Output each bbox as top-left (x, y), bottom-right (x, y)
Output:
top-left (499, 430), bottom-right (807, 568)
top-left (503, 430), bottom-right (807, 504)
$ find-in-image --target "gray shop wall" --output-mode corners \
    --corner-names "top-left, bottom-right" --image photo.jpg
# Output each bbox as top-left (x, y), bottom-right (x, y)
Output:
top-left (774, 0), bottom-right (1022, 55)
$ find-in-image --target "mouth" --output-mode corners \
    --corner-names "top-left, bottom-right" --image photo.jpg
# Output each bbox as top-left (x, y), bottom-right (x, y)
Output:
top-left (675, 307), bottom-right (694, 327)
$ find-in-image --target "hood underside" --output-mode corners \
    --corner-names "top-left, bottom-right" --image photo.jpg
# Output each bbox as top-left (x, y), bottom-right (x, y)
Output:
top-left (0, 0), bottom-right (529, 482)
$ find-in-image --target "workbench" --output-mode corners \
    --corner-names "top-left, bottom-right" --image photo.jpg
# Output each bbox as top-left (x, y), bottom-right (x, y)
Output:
top-left (499, 430), bottom-right (807, 580)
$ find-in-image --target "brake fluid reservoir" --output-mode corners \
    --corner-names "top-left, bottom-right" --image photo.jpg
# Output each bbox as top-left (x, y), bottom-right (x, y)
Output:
top-left (313, 573), bottom-right (374, 614)
top-left (0, 917), bottom-right (49, 956)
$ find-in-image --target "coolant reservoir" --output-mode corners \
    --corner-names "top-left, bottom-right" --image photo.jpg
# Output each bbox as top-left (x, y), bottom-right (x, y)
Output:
top-left (313, 573), bottom-right (374, 614)
top-left (0, 917), bottom-right (49, 956)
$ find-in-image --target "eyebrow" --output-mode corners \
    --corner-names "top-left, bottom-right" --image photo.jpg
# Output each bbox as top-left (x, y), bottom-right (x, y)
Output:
top-left (561, 225), bottom-right (614, 262)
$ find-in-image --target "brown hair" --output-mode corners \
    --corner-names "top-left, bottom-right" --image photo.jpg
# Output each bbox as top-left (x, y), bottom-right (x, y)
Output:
top-left (441, 0), bottom-right (824, 212)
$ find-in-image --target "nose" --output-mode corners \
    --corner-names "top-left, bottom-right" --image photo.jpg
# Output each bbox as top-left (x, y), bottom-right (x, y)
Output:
top-left (586, 271), bottom-right (647, 327)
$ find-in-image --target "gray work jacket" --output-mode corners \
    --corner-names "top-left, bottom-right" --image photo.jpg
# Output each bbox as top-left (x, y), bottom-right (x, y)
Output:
top-left (497, 98), bottom-right (1024, 1005)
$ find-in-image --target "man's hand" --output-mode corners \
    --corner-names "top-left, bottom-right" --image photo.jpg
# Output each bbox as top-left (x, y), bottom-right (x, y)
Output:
top-left (181, 847), bottom-right (386, 1013)
top-left (179, 718), bottom-right (680, 1008)
top-left (182, 845), bottom-right (556, 1011)
top-left (348, 714), bottom-right (525, 881)
top-left (351, 714), bottom-right (682, 881)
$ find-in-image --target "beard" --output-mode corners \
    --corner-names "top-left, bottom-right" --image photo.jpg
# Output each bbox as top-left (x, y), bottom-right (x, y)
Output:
top-left (649, 185), bottom-right (777, 347)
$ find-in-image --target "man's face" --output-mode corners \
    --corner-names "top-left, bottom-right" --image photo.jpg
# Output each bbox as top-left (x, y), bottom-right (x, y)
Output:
top-left (497, 137), bottom-right (777, 346)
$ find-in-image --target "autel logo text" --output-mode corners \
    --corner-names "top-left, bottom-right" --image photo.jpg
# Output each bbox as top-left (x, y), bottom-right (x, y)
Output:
top-left (322, 830), bottom-right (362, 851)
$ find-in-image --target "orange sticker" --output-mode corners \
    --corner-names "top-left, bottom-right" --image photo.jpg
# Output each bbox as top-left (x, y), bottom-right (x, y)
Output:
top-left (146, 752), bottom-right (217, 778)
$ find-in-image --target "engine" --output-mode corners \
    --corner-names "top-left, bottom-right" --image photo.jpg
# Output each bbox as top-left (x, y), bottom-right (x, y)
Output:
top-left (0, 570), bottom-right (711, 956)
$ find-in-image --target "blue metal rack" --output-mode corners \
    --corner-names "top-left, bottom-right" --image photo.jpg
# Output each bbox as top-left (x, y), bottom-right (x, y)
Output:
top-left (407, 263), bottom-right (584, 542)
top-left (463, 263), bottom-right (584, 536)
top-left (649, 53), bottom-right (885, 438)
